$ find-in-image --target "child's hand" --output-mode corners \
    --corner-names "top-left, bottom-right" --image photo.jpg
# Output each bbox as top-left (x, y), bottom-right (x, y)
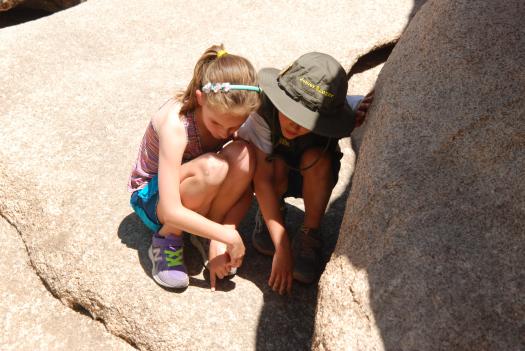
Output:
top-left (208, 240), bottom-right (233, 291)
top-left (269, 240), bottom-right (293, 295)
top-left (355, 89), bottom-right (374, 127)
top-left (224, 225), bottom-right (245, 268)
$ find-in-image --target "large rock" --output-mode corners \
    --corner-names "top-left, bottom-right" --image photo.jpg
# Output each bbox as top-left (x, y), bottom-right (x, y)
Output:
top-left (0, 217), bottom-right (134, 351)
top-left (0, 0), bottom-right (423, 349)
top-left (314, 0), bottom-right (525, 350)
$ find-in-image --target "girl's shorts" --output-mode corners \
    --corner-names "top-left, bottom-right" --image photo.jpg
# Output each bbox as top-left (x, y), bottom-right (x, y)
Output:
top-left (130, 175), bottom-right (162, 232)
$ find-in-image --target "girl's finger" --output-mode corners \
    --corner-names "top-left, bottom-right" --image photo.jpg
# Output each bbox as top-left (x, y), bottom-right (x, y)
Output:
top-left (210, 270), bottom-right (217, 292)
top-left (231, 257), bottom-right (243, 268)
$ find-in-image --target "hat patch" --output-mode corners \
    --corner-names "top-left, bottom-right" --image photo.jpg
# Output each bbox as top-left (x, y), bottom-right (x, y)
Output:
top-left (299, 77), bottom-right (335, 98)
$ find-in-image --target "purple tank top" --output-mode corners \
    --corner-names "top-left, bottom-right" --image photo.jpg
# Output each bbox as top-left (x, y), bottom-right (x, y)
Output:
top-left (128, 101), bottom-right (204, 192)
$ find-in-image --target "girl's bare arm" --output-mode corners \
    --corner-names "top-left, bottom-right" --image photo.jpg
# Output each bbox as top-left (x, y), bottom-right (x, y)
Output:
top-left (155, 107), bottom-right (242, 253)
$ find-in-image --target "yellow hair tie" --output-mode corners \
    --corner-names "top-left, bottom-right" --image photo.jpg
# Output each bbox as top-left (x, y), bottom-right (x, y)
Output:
top-left (217, 49), bottom-right (228, 58)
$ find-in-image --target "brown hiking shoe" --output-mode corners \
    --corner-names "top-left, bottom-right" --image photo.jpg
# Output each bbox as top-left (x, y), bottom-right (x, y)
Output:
top-left (292, 225), bottom-right (322, 284)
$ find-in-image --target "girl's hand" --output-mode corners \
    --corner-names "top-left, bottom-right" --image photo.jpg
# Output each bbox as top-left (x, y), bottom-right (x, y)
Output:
top-left (224, 225), bottom-right (245, 268)
top-left (269, 239), bottom-right (293, 295)
top-left (355, 89), bottom-right (374, 127)
top-left (208, 240), bottom-right (232, 291)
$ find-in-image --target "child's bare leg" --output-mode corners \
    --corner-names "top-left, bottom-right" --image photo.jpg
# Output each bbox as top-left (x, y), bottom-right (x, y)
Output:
top-left (222, 188), bottom-right (253, 226)
top-left (204, 140), bottom-right (254, 281)
top-left (300, 147), bottom-right (334, 229)
top-left (156, 152), bottom-right (229, 237)
top-left (207, 140), bottom-right (255, 225)
top-left (273, 158), bottom-right (290, 199)
top-left (148, 153), bottom-right (231, 289)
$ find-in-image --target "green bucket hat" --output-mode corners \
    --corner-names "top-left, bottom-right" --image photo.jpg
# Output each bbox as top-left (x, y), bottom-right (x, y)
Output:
top-left (259, 52), bottom-right (355, 138)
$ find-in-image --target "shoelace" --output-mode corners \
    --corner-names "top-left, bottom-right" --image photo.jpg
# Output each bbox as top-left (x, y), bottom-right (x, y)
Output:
top-left (164, 247), bottom-right (184, 267)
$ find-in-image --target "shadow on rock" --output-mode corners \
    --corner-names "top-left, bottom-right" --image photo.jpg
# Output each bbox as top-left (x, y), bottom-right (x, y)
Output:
top-left (236, 184), bottom-right (352, 351)
top-left (117, 213), bottom-right (152, 279)
top-left (237, 201), bottom-right (318, 351)
top-left (117, 213), bottom-right (234, 292)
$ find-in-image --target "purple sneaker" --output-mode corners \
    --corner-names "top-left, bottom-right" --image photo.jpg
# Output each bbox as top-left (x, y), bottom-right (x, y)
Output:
top-left (148, 233), bottom-right (189, 289)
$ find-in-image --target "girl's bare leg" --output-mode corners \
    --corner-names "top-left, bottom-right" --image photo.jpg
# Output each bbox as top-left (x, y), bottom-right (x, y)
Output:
top-left (206, 140), bottom-right (255, 225)
top-left (156, 152), bottom-right (229, 237)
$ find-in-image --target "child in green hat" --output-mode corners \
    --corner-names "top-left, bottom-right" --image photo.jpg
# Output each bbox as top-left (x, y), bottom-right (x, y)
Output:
top-left (238, 52), bottom-right (372, 294)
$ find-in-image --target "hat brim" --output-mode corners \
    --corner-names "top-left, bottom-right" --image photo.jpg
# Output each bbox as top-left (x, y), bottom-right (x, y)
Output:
top-left (259, 68), bottom-right (355, 138)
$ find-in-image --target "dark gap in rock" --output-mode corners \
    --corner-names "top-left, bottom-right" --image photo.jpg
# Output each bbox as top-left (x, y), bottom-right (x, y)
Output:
top-left (71, 303), bottom-right (94, 319)
top-left (124, 337), bottom-right (139, 350)
top-left (1, 214), bottom-right (138, 349)
top-left (0, 7), bottom-right (51, 29)
top-left (347, 42), bottom-right (396, 80)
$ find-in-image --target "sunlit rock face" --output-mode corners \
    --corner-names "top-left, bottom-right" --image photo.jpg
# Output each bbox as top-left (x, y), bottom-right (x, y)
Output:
top-left (0, 0), bottom-right (433, 349)
top-left (314, 0), bottom-right (525, 350)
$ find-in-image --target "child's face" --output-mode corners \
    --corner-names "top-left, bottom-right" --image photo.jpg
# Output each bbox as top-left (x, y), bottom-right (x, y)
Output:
top-left (197, 89), bottom-right (249, 140)
top-left (278, 111), bottom-right (311, 140)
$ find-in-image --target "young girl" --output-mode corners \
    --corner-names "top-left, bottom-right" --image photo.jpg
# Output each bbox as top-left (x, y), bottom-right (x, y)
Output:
top-left (128, 45), bottom-right (261, 290)
top-left (238, 52), bottom-right (373, 295)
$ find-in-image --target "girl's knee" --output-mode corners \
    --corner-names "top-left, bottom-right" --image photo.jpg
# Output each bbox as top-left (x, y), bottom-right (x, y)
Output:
top-left (221, 140), bottom-right (255, 177)
top-left (198, 153), bottom-right (229, 186)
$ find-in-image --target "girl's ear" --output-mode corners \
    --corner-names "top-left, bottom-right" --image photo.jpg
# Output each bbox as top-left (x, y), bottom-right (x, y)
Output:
top-left (196, 89), bottom-right (205, 107)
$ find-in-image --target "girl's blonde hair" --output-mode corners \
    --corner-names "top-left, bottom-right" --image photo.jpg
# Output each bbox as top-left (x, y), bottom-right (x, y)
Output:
top-left (176, 44), bottom-right (260, 116)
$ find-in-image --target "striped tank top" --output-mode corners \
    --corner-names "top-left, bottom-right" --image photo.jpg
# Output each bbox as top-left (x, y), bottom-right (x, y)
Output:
top-left (128, 100), bottom-right (204, 192)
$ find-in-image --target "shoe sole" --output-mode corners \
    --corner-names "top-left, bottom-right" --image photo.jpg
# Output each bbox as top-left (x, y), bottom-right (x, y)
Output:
top-left (148, 246), bottom-right (189, 289)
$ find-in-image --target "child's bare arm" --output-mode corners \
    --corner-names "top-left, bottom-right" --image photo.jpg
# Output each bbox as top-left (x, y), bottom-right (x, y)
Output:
top-left (156, 107), bottom-right (244, 262)
top-left (355, 89), bottom-right (374, 127)
top-left (253, 147), bottom-right (293, 295)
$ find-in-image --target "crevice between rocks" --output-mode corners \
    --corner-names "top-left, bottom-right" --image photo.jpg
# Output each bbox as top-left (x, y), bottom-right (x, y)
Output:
top-left (0, 6), bottom-right (51, 28)
top-left (347, 42), bottom-right (396, 80)
top-left (0, 211), bottom-right (138, 350)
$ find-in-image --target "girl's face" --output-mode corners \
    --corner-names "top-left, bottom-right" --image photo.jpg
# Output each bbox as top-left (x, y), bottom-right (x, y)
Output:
top-left (197, 90), bottom-right (248, 140)
top-left (278, 111), bottom-right (311, 140)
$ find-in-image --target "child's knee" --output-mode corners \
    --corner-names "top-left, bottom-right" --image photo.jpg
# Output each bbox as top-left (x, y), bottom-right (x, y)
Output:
top-left (221, 140), bottom-right (255, 177)
top-left (300, 148), bottom-right (331, 175)
top-left (198, 153), bottom-right (229, 186)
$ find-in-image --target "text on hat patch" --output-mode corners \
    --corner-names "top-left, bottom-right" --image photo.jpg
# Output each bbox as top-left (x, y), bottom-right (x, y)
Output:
top-left (299, 78), bottom-right (335, 98)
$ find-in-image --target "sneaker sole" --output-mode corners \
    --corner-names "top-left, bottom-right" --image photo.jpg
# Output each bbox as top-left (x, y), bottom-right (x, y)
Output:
top-left (148, 246), bottom-right (189, 289)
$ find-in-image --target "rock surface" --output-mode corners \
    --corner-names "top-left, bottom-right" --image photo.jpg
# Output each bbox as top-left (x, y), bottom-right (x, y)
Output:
top-left (0, 217), bottom-right (134, 351)
top-left (0, 0), bottom-right (421, 350)
top-left (314, 0), bottom-right (525, 350)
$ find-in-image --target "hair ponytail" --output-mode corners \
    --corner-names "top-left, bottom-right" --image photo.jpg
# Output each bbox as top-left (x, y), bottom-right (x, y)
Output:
top-left (176, 44), bottom-right (259, 117)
